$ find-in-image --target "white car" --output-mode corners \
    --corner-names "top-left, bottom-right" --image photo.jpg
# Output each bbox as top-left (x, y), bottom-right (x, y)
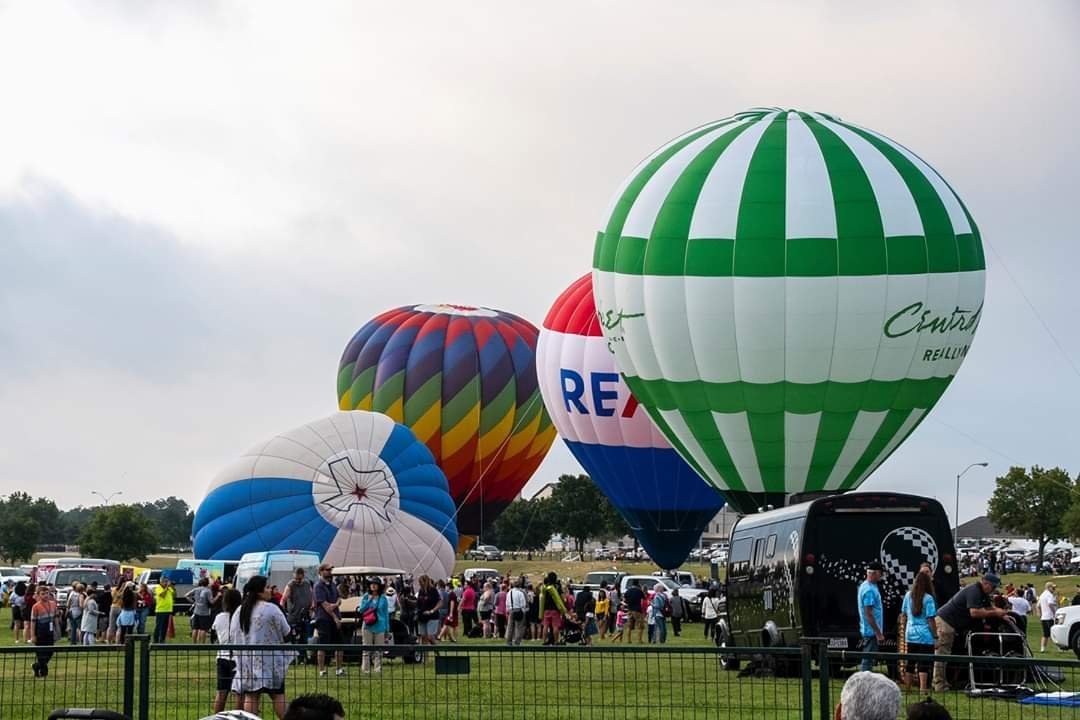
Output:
top-left (0, 567), bottom-right (31, 587)
top-left (1051, 605), bottom-right (1080, 658)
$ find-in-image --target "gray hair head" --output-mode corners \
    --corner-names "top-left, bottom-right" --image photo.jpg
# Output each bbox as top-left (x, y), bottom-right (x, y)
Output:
top-left (839, 672), bottom-right (900, 720)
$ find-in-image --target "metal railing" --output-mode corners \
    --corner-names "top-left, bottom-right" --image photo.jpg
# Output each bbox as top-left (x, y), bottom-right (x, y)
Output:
top-left (0, 637), bottom-right (1077, 720)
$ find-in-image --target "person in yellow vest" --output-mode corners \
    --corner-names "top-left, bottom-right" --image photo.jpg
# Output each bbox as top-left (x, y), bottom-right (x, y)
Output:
top-left (153, 577), bottom-right (176, 643)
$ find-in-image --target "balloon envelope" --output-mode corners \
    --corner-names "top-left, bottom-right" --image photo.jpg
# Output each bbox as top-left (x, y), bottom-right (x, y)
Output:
top-left (193, 411), bottom-right (458, 581)
top-left (593, 108), bottom-right (985, 513)
top-left (337, 304), bottom-right (556, 537)
top-left (537, 274), bottom-right (726, 568)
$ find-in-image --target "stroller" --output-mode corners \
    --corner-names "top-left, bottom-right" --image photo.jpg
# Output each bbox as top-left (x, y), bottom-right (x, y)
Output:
top-left (561, 617), bottom-right (584, 645)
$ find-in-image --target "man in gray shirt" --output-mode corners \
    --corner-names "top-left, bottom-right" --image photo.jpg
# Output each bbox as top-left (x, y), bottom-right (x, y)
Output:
top-left (185, 578), bottom-right (214, 643)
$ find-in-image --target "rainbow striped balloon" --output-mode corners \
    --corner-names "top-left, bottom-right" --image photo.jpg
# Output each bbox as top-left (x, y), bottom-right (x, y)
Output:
top-left (337, 304), bottom-right (556, 538)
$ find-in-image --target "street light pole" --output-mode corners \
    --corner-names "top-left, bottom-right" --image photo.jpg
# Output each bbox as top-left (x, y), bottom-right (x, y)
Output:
top-left (954, 462), bottom-right (989, 542)
top-left (91, 490), bottom-right (123, 506)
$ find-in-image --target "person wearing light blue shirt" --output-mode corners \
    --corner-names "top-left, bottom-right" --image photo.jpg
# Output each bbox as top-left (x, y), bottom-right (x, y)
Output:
top-left (901, 571), bottom-right (937, 692)
top-left (857, 562), bottom-right (885, 672)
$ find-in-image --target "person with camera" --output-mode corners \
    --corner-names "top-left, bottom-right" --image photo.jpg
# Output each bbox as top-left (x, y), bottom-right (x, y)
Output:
top-left (281, 568), bottom-right (314, 664)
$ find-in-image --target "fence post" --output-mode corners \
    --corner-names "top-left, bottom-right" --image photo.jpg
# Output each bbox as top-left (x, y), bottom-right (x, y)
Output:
top-left (123, 636), bottom-right (137, 718)
top-left (799, 639), bottom-right (815, 720)
top-left (817, 641), bottom-right (831, 720)
top-left (138, 635), bottom-right (151, 720)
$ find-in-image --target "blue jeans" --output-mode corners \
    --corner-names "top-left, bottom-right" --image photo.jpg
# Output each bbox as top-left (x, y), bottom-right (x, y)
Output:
top-left (654, 617), bottom-right (667, 644)
top-left (860, 635), bottom-right (878, 671)
top-left (136, 608), bottom-right (149, 634)
top-left (68, 614), bottom-right (80, 644)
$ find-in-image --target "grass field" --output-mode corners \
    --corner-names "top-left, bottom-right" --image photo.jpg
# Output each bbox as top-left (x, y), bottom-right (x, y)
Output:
top-left (2, 568), bottom-right (1078, 719)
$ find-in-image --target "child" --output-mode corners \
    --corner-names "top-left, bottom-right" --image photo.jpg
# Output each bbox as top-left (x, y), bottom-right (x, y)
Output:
top-left (646, 602), bottom-right (656, 643)
top-left (583, 611), bottom-right (598, 646)
top-left (81, 592), bottom-right (102, 645)
top-left (610, 603), bottom-right (628, 642)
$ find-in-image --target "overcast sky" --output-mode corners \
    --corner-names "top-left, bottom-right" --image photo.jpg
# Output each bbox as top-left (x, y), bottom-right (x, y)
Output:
top-left (1, 2), bottom-right (1077, 528)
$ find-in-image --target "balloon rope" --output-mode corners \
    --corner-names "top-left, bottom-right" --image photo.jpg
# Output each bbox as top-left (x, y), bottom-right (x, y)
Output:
top-left (406, 390), bottom-right (547, 577)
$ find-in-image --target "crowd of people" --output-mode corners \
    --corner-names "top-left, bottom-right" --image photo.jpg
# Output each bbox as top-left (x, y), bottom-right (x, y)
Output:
top-left (858, 560), bottom-right (1080, 694)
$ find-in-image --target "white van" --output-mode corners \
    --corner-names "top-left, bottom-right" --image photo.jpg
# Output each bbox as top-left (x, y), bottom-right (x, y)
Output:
top-left (234, 551), bottom-right (321, 593)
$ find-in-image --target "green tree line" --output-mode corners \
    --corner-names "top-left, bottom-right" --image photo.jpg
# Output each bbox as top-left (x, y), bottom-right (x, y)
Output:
top-left (0, 493), bottom-right (193, 563)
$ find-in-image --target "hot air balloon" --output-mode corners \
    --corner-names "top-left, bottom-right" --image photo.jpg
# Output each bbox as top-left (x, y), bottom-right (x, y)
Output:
top-left (192, 411), bottom-right (458, 581)
top-left (593, 108), bottom-right (985, 514)
top-left (337, 304), bottom-right (556, 542)
top-left (537, 274), bottom-right (726, 568)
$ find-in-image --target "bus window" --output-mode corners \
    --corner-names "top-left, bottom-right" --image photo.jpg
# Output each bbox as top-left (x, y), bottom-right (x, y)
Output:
top-left (752, 538), bottom-right (764, 567)
top-left (729, 537), bottom-right (753, 577)
top-left (765, 534), bottom-right (777, 559)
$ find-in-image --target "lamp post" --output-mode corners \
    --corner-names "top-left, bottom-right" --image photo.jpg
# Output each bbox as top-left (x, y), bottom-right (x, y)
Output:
top-left (954, 463), bottom-right (989, 542)
top-left (91, 490), bottom-right (123, 506)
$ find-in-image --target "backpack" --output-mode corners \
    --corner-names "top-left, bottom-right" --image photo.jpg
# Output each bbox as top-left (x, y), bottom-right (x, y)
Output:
top-left (661, 596), bottom-right (672, 618)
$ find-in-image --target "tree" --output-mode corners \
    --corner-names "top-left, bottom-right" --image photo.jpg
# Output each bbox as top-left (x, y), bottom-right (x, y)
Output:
top-left (78, 504), bottom-right (159, 562)
top-left (987, 466), bottom-right (1075, 565)
top-left (28, 497), bottom-right (63, 545)
top-left (487, 498), bottom-right (554, 550)
top-left (59, 506), bottom-right (102, 544)
top-left (136, 496), bottom-right (194, 547)
top-left (0, 493), bottom-right (41, 563)
top-left (548, 474), bottom-right (616, 553)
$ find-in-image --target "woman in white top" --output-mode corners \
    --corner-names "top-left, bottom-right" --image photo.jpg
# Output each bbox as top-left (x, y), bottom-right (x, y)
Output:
top-left (1038, 581), bottom-right (1059, 652)
top-left (701, 589), bottom-right (721, 640)
top-left (211, 588), bottom-right (243, 714)
top-left (229, 576), bottom-right (294, 720)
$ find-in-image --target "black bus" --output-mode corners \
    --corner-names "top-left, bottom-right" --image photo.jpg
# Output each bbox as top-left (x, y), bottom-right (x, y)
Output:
top-left (716, 492), bottom-right (958, 665)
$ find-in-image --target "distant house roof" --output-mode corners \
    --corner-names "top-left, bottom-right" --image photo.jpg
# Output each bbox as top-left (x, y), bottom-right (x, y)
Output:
top-left (528, 482), bottom-right (559, 501)
top-left (956, 515), bottom-right (1026, 540)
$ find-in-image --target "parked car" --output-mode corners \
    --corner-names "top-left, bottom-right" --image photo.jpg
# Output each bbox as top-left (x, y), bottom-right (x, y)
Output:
top-left (619, 575), bottom-right (707, 620)
top-left (45, 568), bottom-right (111, 621)
top-left (465, 544), bottom-right (504, 561)
top-left (1051, 606), bottom-right (1080, 659)
top-left (0, 567), bottom-right (31, 586)
top-left (571, 571), bottom-right (626, 594)
top-left (462, 568), bottom-right (500, 584)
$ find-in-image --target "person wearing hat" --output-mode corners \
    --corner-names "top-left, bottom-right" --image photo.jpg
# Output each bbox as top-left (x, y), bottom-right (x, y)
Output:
top-left (357, 578), bottom-right (389, 673)
top-left (932, 573), bottom-right (1008, 691)
top-left (384, 585), bottom-right (398, 619)
top-left (313, 562), bottom-right (345, 677)
top-left (857, 561), bottom-right (885, 672)
top-left (1037, 581), bottom-right (1059, 652)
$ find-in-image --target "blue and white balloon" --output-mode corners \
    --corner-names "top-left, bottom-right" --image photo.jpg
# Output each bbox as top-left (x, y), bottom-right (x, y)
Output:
top-left (193, 411), bottom-right (458, 580)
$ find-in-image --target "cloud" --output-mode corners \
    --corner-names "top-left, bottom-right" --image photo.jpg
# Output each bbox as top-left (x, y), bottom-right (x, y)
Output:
top-left (0, 1), bottom-right (1077, 524)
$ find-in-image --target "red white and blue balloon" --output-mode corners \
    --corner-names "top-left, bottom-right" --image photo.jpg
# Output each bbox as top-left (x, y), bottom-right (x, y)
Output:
top-left (536, 274), bottom-right (726, 568)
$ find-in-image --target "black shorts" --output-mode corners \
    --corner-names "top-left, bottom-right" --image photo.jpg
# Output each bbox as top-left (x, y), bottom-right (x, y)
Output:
top-left (905, 642), bottom-right (934, 674)
top-left (479, 610), bottom-right (492, 621)
top-left (191, 614), bottom-right (212, 631)
top-left (1041, 619), bottom-right (1053, 638)
top-left (216, 658), bottom-right (236, 692)
top-left (251, 683), bottom-right (285, 696)
top-left (315, 619), bottom-right (342, 644)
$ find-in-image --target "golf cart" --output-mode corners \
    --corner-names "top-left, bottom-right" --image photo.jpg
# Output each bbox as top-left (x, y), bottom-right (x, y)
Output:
top-left (333, 566), bottom-right (422, 664)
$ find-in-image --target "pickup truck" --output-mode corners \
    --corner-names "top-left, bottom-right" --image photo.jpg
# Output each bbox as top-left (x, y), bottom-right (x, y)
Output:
top-left (571, 571), bottom-right (626, 594)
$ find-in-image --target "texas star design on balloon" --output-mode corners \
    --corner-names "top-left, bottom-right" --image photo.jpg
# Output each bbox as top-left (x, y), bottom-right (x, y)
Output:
top-left (193, 411), bottom-right (458, 580)
top-left (319, 456), bottom-right (396, 521)
top-left (593, 107), bottom-right (985, 514)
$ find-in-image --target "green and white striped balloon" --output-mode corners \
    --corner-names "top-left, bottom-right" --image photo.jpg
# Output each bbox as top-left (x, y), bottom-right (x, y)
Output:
top-left (592, 108), bottom-right (985, 514)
